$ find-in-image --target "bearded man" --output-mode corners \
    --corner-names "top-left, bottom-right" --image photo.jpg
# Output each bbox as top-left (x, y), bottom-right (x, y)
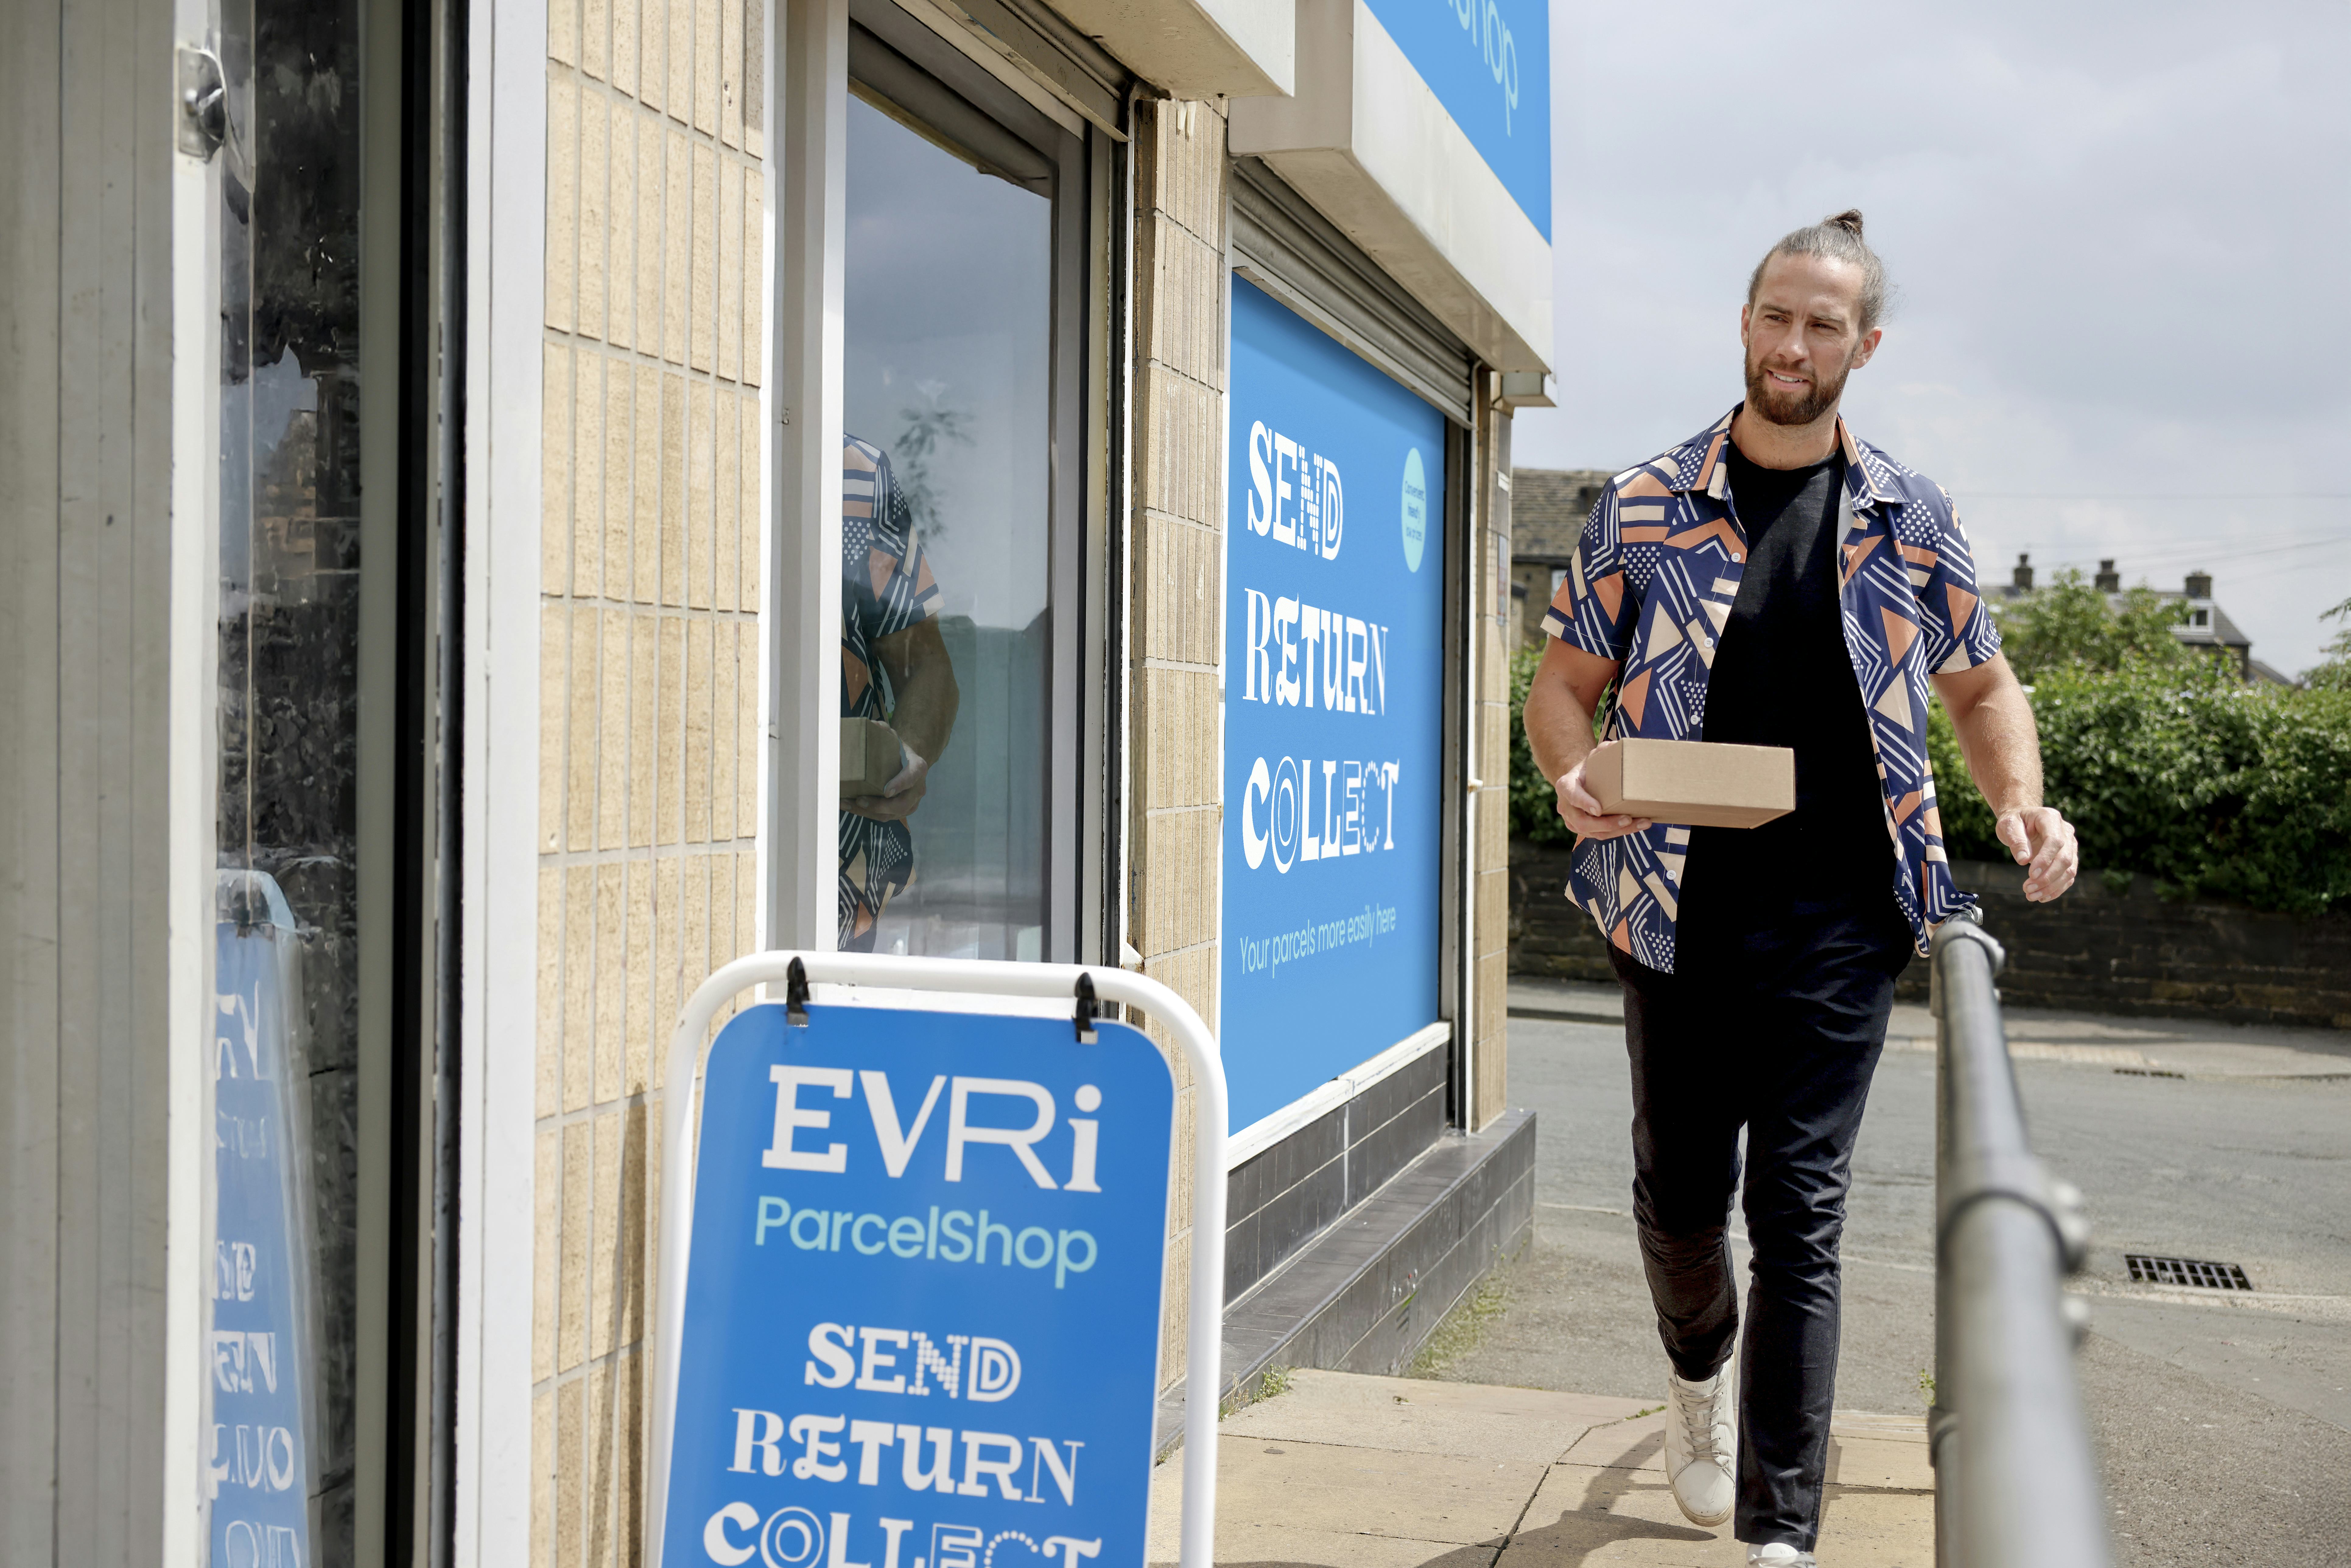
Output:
top-left (1520, 210), bottom-right (2079, 1567)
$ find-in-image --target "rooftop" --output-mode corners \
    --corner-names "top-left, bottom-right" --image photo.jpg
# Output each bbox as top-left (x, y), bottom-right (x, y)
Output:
top-left (1509, 468), bottom-right (1613, 562)
top-left (1996, 554), bottom-right (2292, 684)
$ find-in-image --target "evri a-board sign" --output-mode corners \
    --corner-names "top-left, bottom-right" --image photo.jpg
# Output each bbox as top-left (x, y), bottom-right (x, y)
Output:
top-left (1219, 279), bottom-right (1445, 1134)
top-left (1360, 0), bottom-right (1550, 238)
top-left (656, 999), bottom-right (1174, 1568)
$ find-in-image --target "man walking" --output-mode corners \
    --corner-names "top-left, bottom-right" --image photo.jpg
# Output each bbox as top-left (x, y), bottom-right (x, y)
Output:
top-left (1521, 210), bottom-right (2078, 1566)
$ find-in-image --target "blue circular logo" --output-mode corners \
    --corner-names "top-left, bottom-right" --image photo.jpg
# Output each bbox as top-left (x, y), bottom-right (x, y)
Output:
top-left (1401, 448), bottom-right (1428, 572)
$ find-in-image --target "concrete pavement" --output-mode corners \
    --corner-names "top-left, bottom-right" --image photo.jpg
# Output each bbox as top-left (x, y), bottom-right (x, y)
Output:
top-left (1146, 1370), bottom-right (1934, 1567)
top-left (1139, 977), bottom-right (2350, 1565)
top-left (1476, 977), bottom-right (2351, 1567)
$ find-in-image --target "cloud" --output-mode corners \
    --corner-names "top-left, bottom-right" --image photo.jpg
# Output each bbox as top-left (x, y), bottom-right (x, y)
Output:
top-left (1513, 0), bottom-right (2351, 671)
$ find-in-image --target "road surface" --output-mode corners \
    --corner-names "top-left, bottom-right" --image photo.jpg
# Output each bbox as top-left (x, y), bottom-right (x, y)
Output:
top-left (1424, 985), bottom-right (2351, 1566)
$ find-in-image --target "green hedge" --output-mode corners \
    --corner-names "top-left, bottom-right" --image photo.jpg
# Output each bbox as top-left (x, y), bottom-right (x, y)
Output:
top-left (1512, 644), bottom-right (2351, 916)
top-left (1929, 664), bottom-right (2351, 916)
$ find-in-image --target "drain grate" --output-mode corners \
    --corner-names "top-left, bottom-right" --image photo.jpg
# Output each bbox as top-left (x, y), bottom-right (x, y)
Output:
top-left (2125, 1254), bottom-right (2252, 1291)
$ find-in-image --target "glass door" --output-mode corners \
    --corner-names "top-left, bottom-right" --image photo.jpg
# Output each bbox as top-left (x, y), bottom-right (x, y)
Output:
top-left (195, 0), bottom-right (377, 1557)
top-left (835, 5), bottom-right (1087, 962)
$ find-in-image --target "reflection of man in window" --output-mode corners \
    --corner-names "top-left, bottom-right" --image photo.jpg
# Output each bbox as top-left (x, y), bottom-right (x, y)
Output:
top-left (840, 434), bottom-right (960, 951)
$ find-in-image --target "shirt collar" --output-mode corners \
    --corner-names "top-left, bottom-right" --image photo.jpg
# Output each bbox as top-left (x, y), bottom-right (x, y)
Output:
top-left (1681, 406), bottom-right (1900, 510)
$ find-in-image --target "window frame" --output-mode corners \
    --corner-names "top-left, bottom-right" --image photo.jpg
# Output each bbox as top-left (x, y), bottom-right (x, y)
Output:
top-left (829, 0), bottom-right (1095, 964)
top-left (1224, 157), bottom-right (1484, 1124)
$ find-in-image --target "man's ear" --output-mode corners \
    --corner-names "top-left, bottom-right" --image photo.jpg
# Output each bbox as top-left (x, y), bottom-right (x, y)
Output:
top-left (1849, 326), bottom-right (1883, 369)
top-left (1739, 302), bottom-right (1752, 347)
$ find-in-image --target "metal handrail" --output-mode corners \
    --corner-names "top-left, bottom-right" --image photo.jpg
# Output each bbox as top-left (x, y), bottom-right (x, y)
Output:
top-left (1929, 914), bottom-right (2111, 1568)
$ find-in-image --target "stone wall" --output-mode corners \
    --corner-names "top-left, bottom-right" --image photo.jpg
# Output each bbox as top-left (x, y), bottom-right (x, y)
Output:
top-left (535, 0), bottom-right (770, 1556)
top-left (1511, 840), bottom-right (2351, 1030)
top-left (1507, 842), bottom-right (1614, 985)
top-left (1129, 97), bottom-right (1228, 1392)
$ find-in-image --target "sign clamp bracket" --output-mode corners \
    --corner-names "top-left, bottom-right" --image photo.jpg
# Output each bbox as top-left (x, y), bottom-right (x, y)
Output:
top-left (644, 950), bottom-right (1229, 1568)
top-left (783, 954), bottom-right (812, 1025)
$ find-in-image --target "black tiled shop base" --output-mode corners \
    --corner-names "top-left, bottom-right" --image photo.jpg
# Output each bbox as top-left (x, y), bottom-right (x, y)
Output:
top-left (1156, 1107), bottom-right (1537, 1456)
top-left (1222, 1044), bottom-right (1451, 1302)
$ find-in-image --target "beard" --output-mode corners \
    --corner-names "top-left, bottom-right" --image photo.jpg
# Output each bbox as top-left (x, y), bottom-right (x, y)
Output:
top-left (1744, 348), bottom-right (1851, 426)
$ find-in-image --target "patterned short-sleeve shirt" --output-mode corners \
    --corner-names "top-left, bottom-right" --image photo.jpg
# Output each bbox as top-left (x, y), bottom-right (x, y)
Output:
top-left (1540, 408), bottom-right (2002, 971)
top-left (839, 434), bottom-right (943, 947)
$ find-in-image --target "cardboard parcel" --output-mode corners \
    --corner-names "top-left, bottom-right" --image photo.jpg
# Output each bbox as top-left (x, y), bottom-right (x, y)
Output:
top-left (1585, 738), bottom-right (1795, 830)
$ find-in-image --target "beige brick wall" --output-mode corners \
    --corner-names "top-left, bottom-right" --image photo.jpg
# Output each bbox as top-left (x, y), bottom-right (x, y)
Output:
top-left (534, 0), bottom-right (766, 1558)
top-left (1127, 97), bottom-right (1226, 1393)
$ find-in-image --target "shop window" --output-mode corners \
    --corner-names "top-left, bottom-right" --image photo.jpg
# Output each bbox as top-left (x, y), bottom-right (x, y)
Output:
top-left (837, 12), bottom-right (1086, 961)
top-left (203, 0), bottom-right (369, 1558)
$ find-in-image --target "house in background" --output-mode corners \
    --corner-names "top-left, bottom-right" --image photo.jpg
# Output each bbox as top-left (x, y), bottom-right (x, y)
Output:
top-left (2000, 554), bottom-right (2295, 684)
top-left (1506, 468), bottom-right (1614, 649)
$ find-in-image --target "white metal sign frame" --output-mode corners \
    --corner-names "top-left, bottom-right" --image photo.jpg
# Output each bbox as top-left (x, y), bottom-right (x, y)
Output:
top-left (644, 950), bottom-right (1229, 1568)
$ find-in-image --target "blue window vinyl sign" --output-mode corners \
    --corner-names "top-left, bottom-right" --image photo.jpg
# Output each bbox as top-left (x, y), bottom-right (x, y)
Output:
top-left (207, 905), bottom-right (317, 1568)
top-left (660, 1001), bottom-right (1173, 1568)
top-left (1220, 279), bottom-right (1445, 1135)
top-left (1360, 0), bottom-right (1551, 239)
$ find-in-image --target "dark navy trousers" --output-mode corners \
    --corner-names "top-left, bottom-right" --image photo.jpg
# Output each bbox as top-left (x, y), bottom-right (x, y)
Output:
top-left (1609, 898), bottom-right (1915, 1550)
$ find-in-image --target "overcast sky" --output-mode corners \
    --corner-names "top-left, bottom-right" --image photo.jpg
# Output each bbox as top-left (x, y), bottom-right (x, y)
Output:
top-left (1508, 0), bottom-right (2351, 676)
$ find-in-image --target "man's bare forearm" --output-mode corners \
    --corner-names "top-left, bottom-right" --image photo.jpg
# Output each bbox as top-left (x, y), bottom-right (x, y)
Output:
top-left (876, 619), bottom-right (959, 763)
top-left (1936, 658), bottom-right (2041, 815)
top-left (1523, 639), bottom-right (1618, 785)
top-left (1524, 638), bottom-right (1647, 840)
top-left (890, 661), bottom-right (958, 763)
top-left (1525, 685), bottom-right (1597, 785)
top-left (1932, 652), bottom-right (2077, 901)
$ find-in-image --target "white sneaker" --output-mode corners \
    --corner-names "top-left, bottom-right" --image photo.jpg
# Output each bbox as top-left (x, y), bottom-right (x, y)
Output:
top-left (1748, 1546), bottom-right (1816, 1567)
top-left (1663, 1365), bottom-right (1735, 1526)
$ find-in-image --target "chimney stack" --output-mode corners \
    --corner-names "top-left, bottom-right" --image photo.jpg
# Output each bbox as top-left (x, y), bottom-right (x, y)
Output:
top-left (2012, 552), bottom-right (2034, 592)
top-left (2094, 559), bottom-right (2121, 593)
top-left (2184, 570), bottom-right (2212, 600)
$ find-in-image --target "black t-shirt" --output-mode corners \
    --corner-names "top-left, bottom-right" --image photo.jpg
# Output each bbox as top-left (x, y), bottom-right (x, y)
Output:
top-left (1681, 440), bottom-right (1897, 932)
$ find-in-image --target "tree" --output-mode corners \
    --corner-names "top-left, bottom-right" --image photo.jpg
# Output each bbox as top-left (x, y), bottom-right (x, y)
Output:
top-left (892, 387), bottom-right (975, 544)
top-left (1992, 569), bottom-right (2191, 682)
top-left (2305, 596), bottom-right (2351, 691)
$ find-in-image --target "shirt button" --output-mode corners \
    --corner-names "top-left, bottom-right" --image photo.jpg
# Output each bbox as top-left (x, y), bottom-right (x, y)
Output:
top-left (1731, 552), bottom-right (1744, 562)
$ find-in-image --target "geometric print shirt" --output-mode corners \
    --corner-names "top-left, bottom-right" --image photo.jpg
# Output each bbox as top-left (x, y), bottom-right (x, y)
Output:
top-left (838, 433), bottom-right (943, 948)
top-left (1539, 407), bottom-right (2003, 972)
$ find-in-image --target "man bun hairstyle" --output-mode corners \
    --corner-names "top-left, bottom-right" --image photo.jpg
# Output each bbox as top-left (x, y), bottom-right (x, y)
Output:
top-left (1747, 208), bottom-right (1890, 335)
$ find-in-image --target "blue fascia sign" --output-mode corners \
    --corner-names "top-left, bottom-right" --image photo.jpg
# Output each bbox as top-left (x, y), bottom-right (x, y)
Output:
top-left (658, 1000), bottom-right (1174, 1568)
top-left (1360, 0), bottom-right (1552, 239)
top-left (1220, 279), bottom-right (1445, 1134)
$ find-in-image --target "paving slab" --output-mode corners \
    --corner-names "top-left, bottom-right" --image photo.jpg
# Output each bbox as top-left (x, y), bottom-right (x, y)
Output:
top-left (1146, 1369), bottom-right (1934, 1567)
top-left (1821, 1432), bottom-right (1933, 1493)
top-left (1156, 1521), bottom-right (1499, 1567)
top-left (1556, 1412), bottom-right (1668, 1473)
top-left (1809, 1490), bottom-right (1937, 1568)
top-left (1505, 1463), bottom-right (1745, 1566)
top-left (1187, 1439), bottom-right (1545, 1545)
top-left (1557, 1410), bottom-right (1928, 1493)
top-left (1223, 1369), bottom-right (1652, 1464)
top-left (1511, 1464), bottom-right (1933, 1568)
